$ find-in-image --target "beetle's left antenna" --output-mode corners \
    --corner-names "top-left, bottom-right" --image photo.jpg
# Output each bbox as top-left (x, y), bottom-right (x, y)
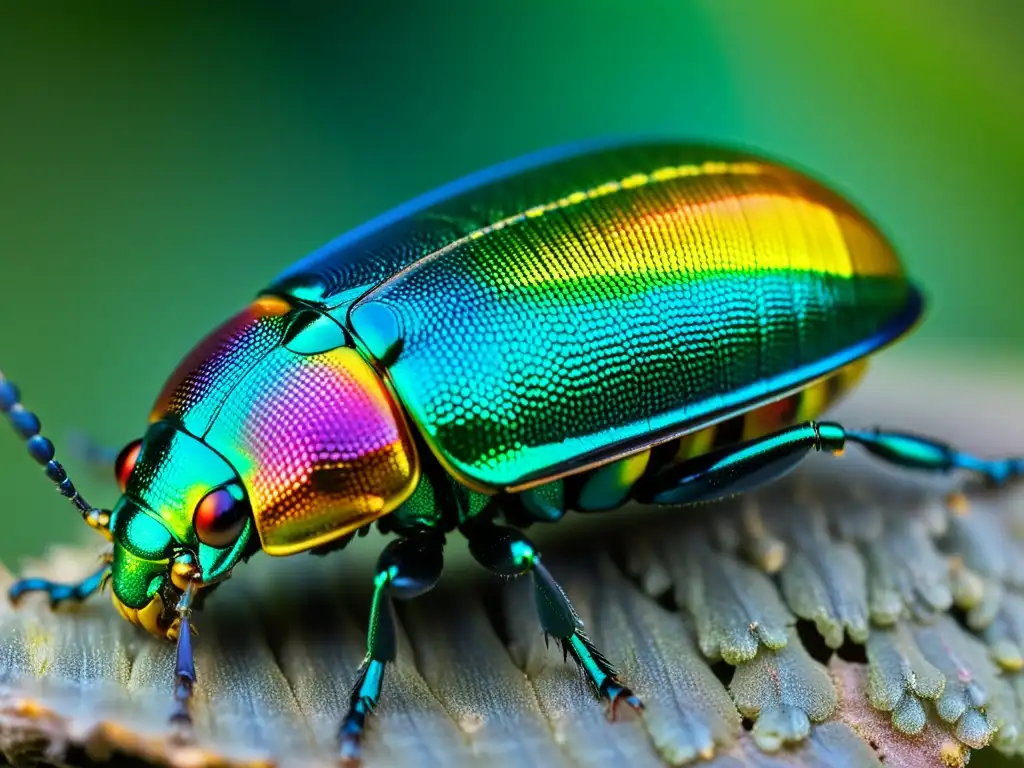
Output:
top-left (0, 370), bottom-right (112, 540)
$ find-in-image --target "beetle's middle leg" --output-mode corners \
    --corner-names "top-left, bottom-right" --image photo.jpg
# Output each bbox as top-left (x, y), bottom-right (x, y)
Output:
top-left (463, 519), bottom-right (643, 715)
top-left (339, 531), bottom-right (445, 763)
top-left (8, 555), bottom-right (111, 609)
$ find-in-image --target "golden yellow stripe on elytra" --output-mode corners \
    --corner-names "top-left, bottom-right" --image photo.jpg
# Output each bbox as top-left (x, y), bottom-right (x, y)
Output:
top-left (452, 158), bottom-right (904, 284)
top-left (466, 160), bottom-right (765, 241)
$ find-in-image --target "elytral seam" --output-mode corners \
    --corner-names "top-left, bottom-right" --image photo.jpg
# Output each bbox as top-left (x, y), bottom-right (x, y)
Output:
top-left (465, 161), bottom-right (766, 243)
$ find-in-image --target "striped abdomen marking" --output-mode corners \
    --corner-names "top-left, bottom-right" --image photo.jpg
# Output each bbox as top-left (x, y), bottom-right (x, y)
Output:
top-left (558, 360), bottom-right (868, 513)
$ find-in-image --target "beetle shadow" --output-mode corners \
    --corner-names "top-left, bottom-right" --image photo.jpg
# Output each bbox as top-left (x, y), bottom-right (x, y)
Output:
top-left (196, 449), bottom-right (956, 664)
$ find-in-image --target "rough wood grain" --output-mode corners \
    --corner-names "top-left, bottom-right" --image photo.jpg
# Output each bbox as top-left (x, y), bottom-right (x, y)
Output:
top-left (1, 357), bottom-right (1022, 767)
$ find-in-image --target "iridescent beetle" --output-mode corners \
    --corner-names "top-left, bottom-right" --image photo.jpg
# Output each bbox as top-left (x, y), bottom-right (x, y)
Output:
top-left (3, 140), bottom-right (1022, 762)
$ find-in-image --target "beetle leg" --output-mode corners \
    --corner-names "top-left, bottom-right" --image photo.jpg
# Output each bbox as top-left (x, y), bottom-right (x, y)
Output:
top-left (638, 420), bottom-right (1024, 506)
top-left (339, 532), bottom-right (445, 765)
top-left (169, 580), bottom-right (198, 740)
top-left (635, 421), bottom-right (847, 505)
top-left (8, 555), bottom-right (111, 609)
top-left (843, 427), bottom-right (1024, 487)
top-left (464, 521), bottom-right (643, 716)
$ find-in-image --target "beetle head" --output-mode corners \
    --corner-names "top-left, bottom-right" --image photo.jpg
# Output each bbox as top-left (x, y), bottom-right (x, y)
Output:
top-left (108, 421), bottom-right (254, 639)
top-left (106, 298), bottom-right (422, 638)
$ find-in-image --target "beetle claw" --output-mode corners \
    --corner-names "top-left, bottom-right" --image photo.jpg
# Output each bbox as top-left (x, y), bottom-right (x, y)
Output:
top-left (603, 681), bottom-right (644, 721)
top-left (169, 710), bottom-right (195, 746)
top-left (339, 737), bottom-right (362, 767)
top-left (339, 721), bottom-right (365, 767)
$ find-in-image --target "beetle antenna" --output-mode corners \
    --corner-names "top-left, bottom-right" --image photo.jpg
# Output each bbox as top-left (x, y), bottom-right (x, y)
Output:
top-left (0, 370), bottom-right (112, 539)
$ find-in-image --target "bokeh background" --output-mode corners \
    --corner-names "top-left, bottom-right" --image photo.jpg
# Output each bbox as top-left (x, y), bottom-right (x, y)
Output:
top-left (0, 1), bottom-right (1022, 562)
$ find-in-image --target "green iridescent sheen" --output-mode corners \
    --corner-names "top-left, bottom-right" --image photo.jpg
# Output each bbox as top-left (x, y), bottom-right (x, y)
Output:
top-left (198, 521), bottom-right (253, 580)
top-left (124, 422), bottom-right (238, 545)
top-left (520, 480), bottom-right (565, 522)
top-left (390, 469), bottom-right (442, 529)
top-left (111, 497), bottom-right (174, 559)
top-left (273, 140), bottom-right (918, 493)
top-left (352, 266), bottom-right (913, 492)
top-left (110, 420), bottom-right (247, 605)
top-left (272, 143), bottom-right (751, 309)
top-left (578, 458), bottom-right (643, 512)
top-left (110, 540), bottom-right (167, 609)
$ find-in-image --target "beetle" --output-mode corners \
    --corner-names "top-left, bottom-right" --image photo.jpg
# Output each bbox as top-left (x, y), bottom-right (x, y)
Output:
top-left (2, 139), bottom-right (1021, 762)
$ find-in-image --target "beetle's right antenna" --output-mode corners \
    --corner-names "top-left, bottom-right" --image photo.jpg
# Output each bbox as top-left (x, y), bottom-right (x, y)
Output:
top-left (0, 370), bottom-right (112, 540)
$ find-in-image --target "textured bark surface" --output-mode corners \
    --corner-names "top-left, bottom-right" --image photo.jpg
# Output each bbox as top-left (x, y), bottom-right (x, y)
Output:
top-left (0, 357), bottom-right (1022, 768)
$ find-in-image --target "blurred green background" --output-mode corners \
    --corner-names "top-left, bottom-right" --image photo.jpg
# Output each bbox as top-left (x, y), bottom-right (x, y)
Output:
top-left (0, 0), bottom-right (1022, 562)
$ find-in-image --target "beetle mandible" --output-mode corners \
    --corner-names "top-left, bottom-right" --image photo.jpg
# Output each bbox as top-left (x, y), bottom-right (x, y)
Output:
top-left (3, 139), bottom-right (1021, 762)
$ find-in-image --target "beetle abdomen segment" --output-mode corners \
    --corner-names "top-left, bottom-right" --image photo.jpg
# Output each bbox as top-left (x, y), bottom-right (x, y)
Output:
top-left (511, 360), bottom-right (866, 518)
top-left (349, 149), bottom-right (919, 492)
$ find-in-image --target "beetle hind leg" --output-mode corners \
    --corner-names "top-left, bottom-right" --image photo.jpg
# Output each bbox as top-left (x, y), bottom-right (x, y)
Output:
top-left (464, 520), bottom-right (642, 716)
top-left (635, 420), bottom-right (1024, 507)
top-left (844, 428), bottom-right (1024, 487)
top-left (339, 532), bottom-right (445, 764)
top-left (9, 559), bottom-right (111, 609)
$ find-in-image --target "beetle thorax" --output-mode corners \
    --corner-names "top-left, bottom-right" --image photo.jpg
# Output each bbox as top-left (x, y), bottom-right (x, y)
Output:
top-left (151, 298), bottom-right (420, 556)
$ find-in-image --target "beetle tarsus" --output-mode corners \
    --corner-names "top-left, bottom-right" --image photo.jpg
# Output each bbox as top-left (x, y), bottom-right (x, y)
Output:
top-left (168, 712), bottom-right (194, 749)
top-left (981, 457), bottom-right (1024, 488)
top-left (558, 629), bottom-right (640, 713)
top-left (338, 707), bottom-right (368, 766)
top-left (337, 536), bottom-right (444, 762)
top-left (338, 659), bottom-right (385, 766)
top-left (602, 680), bottom-right (644, 720)
top-left (168, 584), bottom-right (198, 739)
top-left (463, 520), bottom-right (642, 721)
top-left (844, 428), bottom-right (1024, 487)
top-left (169, 698), bottom-right (194, 744)
top-left (8, 562), bottom-right (111, 609)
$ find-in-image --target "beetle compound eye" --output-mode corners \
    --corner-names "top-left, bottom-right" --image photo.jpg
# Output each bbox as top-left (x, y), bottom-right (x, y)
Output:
top-left (194, 484), bottom-right (250, 548)
top-left (114, 439), bottom-right (143, 492)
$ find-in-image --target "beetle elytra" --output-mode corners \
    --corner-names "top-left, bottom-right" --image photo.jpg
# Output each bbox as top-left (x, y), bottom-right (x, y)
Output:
top-left (3, 139), bottom-right (1021, 762)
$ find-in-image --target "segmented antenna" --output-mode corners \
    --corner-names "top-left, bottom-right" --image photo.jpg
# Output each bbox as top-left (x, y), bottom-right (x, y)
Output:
top-left (0, 370), bottom-right (112, 539)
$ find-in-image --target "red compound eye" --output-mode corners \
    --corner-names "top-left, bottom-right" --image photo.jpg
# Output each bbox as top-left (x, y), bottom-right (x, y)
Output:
top-left (194, 484), bottom-right (250, 548)
top-left (114, 439), bottom-right (143, 492)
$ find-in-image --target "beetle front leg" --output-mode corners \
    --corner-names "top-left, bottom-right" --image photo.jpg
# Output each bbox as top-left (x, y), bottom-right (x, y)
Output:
top-left (339, 532), bottom-right (445, 764)
top-left (8, 555), bottom-right (111, 609)
top-left (169, 580), bottom-right (199, 738)
top-left (464, 520), bottom-right (642, 716)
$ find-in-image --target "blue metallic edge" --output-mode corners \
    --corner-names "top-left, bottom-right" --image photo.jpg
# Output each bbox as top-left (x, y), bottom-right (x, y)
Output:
top-left (269, 136), bottom-right (658, 288)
